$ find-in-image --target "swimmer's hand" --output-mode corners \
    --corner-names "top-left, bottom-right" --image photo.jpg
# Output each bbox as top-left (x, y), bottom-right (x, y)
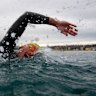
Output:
top-left (49, 18), bottom-right (78, 36)
top-left (56, 20), bottom-right (78, 36)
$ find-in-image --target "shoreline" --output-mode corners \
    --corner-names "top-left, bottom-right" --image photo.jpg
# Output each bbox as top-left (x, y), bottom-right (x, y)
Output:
top-left (49, 44), bottom-right (96, 51)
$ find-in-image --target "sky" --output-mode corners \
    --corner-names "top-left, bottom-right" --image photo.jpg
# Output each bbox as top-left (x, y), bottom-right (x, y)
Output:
top-left (0, 0), bottom-right (96, 46)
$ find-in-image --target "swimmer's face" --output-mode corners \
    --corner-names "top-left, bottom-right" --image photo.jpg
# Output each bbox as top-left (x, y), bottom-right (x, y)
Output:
top-left (16, 44), bottom-right (39, 58)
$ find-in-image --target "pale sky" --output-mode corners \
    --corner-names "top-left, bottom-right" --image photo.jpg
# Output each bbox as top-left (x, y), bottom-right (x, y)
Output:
top-left (0, 0), bottom-right (96, 46)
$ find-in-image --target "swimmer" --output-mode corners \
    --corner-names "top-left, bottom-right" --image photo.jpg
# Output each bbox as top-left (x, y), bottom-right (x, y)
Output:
top-left (0, 12), bottom-right (78, 58)
top-left (16, 43), bottom-right (40, 58)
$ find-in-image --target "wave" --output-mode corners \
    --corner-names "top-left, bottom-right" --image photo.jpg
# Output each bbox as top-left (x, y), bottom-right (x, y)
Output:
top-left (0, 51), bottom-right (96, 96)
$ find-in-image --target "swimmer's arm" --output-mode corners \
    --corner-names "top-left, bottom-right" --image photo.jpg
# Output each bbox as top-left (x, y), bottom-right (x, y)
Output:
top-left (48, 17), bottom-right (78, 36)
top-left (25, 12), bottom-right (78, 36)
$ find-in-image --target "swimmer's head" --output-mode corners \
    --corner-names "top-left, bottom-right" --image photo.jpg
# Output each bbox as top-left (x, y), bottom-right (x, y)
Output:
top-left (29, 43), bottom-right (40, 49)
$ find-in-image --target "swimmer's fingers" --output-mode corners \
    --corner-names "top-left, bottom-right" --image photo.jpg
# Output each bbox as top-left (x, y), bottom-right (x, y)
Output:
top-left (68, 22), bottom-right (77, 27)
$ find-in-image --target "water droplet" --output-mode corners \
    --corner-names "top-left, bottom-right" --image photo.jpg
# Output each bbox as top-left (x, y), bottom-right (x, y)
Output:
top-left (11, 33), bottom-right (16, 38)
top-left (38, 20), bottom-right (40, 22)
top-left (41, 21), bottom-right (43, 23)
top-left (19, 25), bottom-right (22, 28)
top-left (2, 40), bottom-right (5, 43)
top-left (6, 42), bottom-right (9, 45)
top-left (25, 18), bottom-right (27, 20)
top-left (26, 13), bottom-right (29, 15)
top-left (15, 39), bottom-right (18, 44)
top-left (5, 33), bottom-right (8, 36)
top-left (36, 20), bottom-right (38, 23)
top-left (35, 37), bottom-right (39, 41)
top-left (44, 18), bottom-right (46, 21)
top-left (28, 20), bottom-right (30, 22)
top-left (22, 22), bottom-right (24, 24)
top-left (3, 28), bottom-right (6, 31)
top-left (29, 24), bottom-right (36, 28)
top-left (0, 46), bottom-right (4, 52)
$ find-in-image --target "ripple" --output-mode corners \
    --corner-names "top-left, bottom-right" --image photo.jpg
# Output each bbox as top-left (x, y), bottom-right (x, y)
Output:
top-left (0, 51), bottom-right (96, 96)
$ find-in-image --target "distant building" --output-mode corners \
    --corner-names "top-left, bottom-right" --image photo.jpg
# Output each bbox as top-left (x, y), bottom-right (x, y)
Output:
top-left (49, 44), bottom-right (96, 51)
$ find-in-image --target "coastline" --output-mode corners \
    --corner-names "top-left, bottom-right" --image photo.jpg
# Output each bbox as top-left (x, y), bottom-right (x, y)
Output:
top-left (48, 44), bottom-right (96, 51)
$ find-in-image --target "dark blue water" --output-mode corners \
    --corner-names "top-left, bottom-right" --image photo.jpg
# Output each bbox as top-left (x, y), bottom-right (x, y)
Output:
top-left (0, 49), bottom-right (96, 96)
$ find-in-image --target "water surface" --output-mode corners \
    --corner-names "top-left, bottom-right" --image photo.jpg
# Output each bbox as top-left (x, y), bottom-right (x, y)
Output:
top-left (0, 50), bottom-right (96, 96)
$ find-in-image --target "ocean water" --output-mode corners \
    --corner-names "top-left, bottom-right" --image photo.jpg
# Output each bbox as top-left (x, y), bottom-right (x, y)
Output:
top-left (0, 49), bottom-right (96, 96)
